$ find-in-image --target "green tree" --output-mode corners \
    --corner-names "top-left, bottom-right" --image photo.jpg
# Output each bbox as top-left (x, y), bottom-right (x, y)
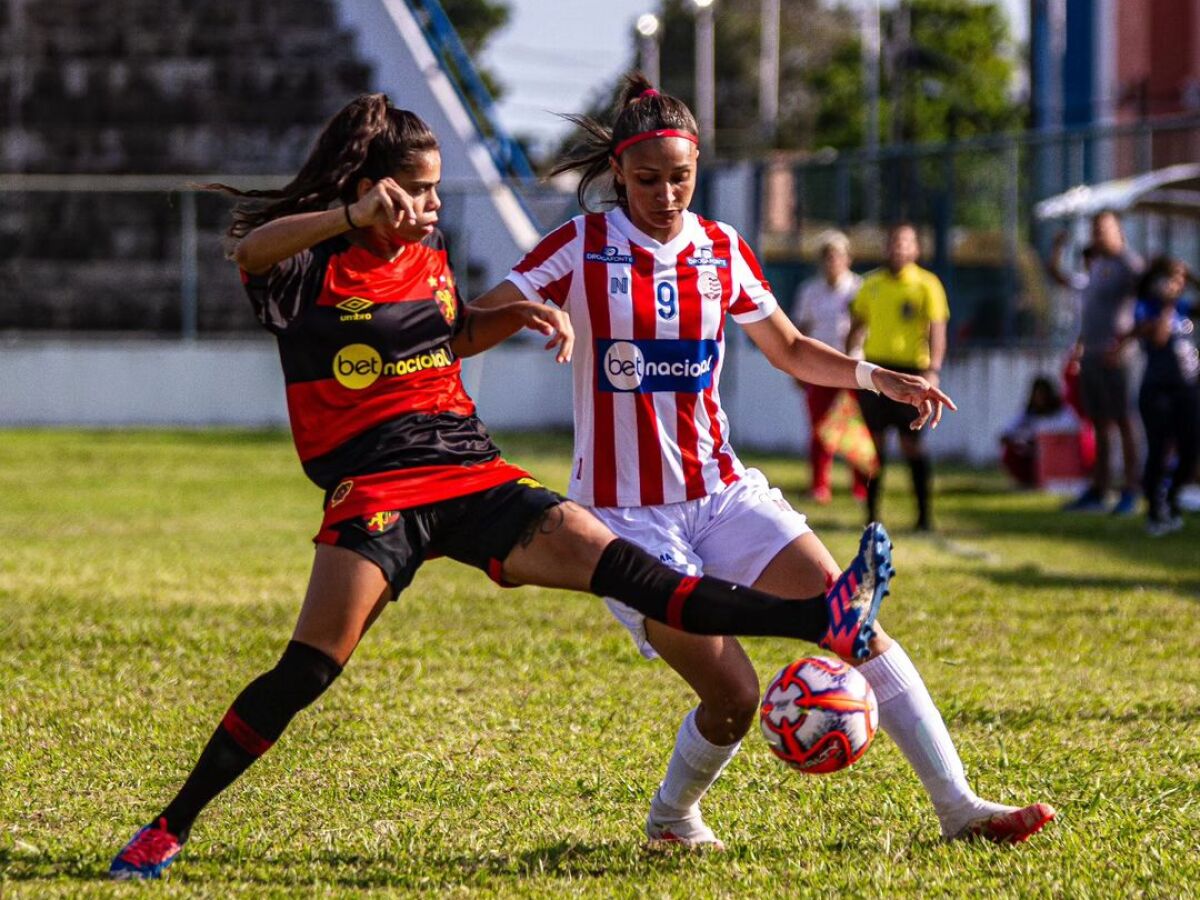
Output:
top-left (576, 0), bottom-right (1020, 157)
top-left (437, 0), bottom-right (511, 99)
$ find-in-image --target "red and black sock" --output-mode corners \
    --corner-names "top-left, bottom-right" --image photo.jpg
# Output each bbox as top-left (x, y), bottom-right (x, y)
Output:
top-left (157, 640), bottom-right (342, 838)
top-left (589, 539), bottom-right (829, 641)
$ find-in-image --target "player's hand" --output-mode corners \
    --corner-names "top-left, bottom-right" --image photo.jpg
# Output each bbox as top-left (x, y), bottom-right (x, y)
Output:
top-left (348, 178), bottom-right (421, 230)
top-left (517, 301), bottom-right (574, 364)
top-left (873, 368), bottom-right (957, 431)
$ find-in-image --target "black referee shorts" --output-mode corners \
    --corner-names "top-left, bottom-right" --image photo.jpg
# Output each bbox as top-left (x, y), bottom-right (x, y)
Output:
top-left (320, 477), bottom-right (565, 598)
top-left (857, 364), bottom-right (923, 434)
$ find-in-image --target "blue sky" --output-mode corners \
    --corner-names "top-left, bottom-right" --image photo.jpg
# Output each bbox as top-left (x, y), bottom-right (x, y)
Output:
top-left (482, 0), bottom-right (1030, 154)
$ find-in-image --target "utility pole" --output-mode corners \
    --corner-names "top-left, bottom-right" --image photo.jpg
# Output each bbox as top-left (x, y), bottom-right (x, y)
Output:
top-left (693, 0), bottom-right (716, 149)
top-left (861, 0), bottom-right (881, 222)
top-left (759, 0), bottom-right (780, 145)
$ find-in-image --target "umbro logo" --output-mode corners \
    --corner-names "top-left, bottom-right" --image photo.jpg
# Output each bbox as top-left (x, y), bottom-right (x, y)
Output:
top-left (336, 296), bottom-right (374, 322)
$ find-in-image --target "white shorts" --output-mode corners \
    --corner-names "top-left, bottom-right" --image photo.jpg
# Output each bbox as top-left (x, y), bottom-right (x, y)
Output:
top-left (592, 468), bottom-right (811, 660)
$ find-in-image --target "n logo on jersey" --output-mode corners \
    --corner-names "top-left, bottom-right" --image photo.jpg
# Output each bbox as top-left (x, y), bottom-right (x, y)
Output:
top-left (598, 338), bottom-right (719, 393)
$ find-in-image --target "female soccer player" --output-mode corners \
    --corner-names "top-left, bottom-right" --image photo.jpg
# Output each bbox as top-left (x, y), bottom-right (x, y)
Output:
top-left (476, 75), bottom-right (1054, 848)
top-left (108, 94), bottom-right (893, 880)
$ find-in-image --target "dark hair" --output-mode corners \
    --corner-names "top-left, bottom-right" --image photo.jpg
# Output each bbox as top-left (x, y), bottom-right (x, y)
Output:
top-left (550, 72), bottom-right (699, 212)
top-left (1026, 375), bottom-right (1063, 416)
top-left (206, 94), bottom-right (438, 239)
top-left (1138, 254), bottom-right (1187, 298)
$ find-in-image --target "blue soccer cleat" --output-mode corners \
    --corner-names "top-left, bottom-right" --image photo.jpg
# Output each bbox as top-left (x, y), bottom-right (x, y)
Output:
top-left (819, 522), bottom-right (894, 661)
top-left (109, 818), bottom-right (185, 880)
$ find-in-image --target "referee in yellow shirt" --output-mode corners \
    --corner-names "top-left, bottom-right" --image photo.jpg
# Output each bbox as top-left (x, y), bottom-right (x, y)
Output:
top-left (847, 223), bottom-right (949, 531)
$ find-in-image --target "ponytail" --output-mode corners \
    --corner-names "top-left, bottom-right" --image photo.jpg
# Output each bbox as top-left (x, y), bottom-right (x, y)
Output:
top-left (551, 73), bottom-right (699, 212)
top-left (206, 94), bottom-right (438, 239)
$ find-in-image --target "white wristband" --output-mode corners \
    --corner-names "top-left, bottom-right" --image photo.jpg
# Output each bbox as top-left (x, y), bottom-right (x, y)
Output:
top-left (855, 361), bottom-right (880, 393)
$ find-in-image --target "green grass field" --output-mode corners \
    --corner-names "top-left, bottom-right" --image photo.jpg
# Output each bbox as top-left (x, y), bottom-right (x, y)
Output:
top-left (1, 429), bottom-right (1198, 898)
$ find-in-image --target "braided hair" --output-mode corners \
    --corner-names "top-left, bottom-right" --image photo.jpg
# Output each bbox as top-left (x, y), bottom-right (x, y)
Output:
top-left (551, 73), bottom-right (698, 212)
top-left (207, 94), bottom-right (438, 239)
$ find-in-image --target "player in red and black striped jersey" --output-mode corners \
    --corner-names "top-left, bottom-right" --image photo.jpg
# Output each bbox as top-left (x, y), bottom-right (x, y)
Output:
top-left (109, 94), bottom-right (896, 880)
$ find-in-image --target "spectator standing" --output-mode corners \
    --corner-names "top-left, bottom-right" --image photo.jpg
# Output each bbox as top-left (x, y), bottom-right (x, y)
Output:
top-left (1134, 257), bottom-right (1199, 535)
top-left (847, 223), bottom-right (950, 531)
top-left (791, 231), bottom-right (869, 504)
top-left (1048, 211), bottom-right (1144, 513)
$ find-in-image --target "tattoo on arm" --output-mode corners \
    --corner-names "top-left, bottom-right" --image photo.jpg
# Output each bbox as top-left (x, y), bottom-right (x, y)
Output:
top-left (516, 503), bottom-right (566, 549)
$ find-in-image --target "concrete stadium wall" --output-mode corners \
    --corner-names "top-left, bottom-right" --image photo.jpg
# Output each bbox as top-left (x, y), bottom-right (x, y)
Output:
top-left (0, 338), bottom-right (1066, 464)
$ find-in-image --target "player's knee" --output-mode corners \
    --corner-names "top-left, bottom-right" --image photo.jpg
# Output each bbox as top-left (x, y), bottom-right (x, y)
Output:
top-left (705, 680), bottom-right (761, 738)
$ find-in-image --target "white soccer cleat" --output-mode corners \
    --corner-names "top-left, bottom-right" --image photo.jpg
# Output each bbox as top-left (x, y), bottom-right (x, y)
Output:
top-left (645, 807), bottom-right (726, 851)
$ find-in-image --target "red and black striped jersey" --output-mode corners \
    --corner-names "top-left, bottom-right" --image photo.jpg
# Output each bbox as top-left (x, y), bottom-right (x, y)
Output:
top-left (243, 232), bottom-right (528, 517)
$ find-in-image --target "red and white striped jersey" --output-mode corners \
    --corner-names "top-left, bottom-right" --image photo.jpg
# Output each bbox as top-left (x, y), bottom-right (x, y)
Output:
top-left (507, 207), bottom-right (778, 508)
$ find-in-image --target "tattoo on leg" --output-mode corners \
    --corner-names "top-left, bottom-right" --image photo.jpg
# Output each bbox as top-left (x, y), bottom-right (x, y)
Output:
top-left (517, 504), bottom-right (566, 549)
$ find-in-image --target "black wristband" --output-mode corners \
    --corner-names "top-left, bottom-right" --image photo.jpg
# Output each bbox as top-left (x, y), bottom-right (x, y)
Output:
top-left (343, 203), bottom-right (359, 230)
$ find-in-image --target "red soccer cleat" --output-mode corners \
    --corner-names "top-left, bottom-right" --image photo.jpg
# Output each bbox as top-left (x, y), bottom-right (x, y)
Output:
top-left (956, 803), bottom-right (1057, 844)
top-left (109, 817), bottom-right (185, 880)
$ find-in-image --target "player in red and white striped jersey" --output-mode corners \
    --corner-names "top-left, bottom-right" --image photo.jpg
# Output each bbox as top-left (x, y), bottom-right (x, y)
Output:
top-left (508, 204), bottom-right (767, 508)
top-left (474, 75), bottom-right (1053, 848)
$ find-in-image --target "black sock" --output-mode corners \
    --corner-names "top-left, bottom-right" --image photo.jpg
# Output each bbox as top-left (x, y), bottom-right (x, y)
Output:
top-left (866, 474), bottom-right (882, 524)
top-left (589, 539), bottom-right (829, 641)
top-left (867, 433), bottom-right (886, 523)
top-left (910, 455), bottom-right (931, 527)
top-left (158, 641), bottom-right (342, 838)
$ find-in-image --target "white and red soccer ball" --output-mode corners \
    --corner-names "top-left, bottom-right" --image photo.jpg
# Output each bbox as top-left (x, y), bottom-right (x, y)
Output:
top-left (759, 657), bottom-right (879, 774)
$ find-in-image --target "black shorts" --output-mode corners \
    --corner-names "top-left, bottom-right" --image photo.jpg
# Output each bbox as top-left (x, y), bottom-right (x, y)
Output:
top-left (1079, 354), bottom-right (1133, 421)
top-left (320, 478), bottom-right (565, 598)
top-left (858, 365), bottom-right (922, 434)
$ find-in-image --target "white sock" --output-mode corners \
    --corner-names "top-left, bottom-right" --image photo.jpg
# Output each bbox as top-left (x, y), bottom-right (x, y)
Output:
top-left (651, 707), bottom-right (740, 822)
top-left (858, 642), bottom-right (1015, 837)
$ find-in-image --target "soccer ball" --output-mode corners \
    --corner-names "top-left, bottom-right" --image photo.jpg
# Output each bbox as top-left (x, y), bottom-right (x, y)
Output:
top-left (759, 657), bottom-right (879, 774)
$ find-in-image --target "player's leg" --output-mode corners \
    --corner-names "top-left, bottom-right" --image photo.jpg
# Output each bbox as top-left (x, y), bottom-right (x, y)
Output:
top-left (898, 430), bottom-right (932, 531)
top-left (752, 541), bottom-right (1055, 843)
top-left (499, 498), bottom-right (886, 650)
top-left (110, 544), bottom-right (396, 879)
top-left (641, 627), bottom-right (759, 849)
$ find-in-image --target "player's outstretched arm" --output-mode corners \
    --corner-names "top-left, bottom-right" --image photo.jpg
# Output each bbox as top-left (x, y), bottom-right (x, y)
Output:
top-left (452, 292), bottom-right (573, 362)
top-left (743, 308), bottom-right (956, 430)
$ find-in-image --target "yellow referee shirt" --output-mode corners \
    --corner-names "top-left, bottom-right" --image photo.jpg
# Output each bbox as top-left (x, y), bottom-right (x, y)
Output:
top-left (850, 263), bottom-right (949, 370)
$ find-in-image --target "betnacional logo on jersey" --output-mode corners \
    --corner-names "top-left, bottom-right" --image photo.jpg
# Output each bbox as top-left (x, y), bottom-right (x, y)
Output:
top-left (686, 247), bottom-right (729, 268)
top-left (335, 296), bottom-right (374, 322)
top-left (597, 338), bottom-right (719, 393)
top-left (333, 344), bottom-right (453, 389)
top-left (585, 244), bottom-right (635, 265)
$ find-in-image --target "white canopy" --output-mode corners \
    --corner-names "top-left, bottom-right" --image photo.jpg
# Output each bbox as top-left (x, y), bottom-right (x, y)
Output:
top-left (1034, 163), bottom-right (1200, 221)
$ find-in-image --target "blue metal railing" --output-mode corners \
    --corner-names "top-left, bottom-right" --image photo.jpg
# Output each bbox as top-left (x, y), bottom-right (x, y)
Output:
top-left (408, 0), bottom-right (536, 183)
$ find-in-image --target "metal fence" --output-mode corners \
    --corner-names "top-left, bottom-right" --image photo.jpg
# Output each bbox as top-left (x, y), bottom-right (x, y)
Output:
top-left (763, 114), bottom-right (1200, 347)
top-left (4, 116), bottom-right (1199, 344)
top-left (0, 176), bottom-right (577, 337)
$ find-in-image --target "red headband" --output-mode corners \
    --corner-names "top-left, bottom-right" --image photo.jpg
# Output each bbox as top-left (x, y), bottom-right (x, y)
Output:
top-left (612, 129), bottom-right (699, 158)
